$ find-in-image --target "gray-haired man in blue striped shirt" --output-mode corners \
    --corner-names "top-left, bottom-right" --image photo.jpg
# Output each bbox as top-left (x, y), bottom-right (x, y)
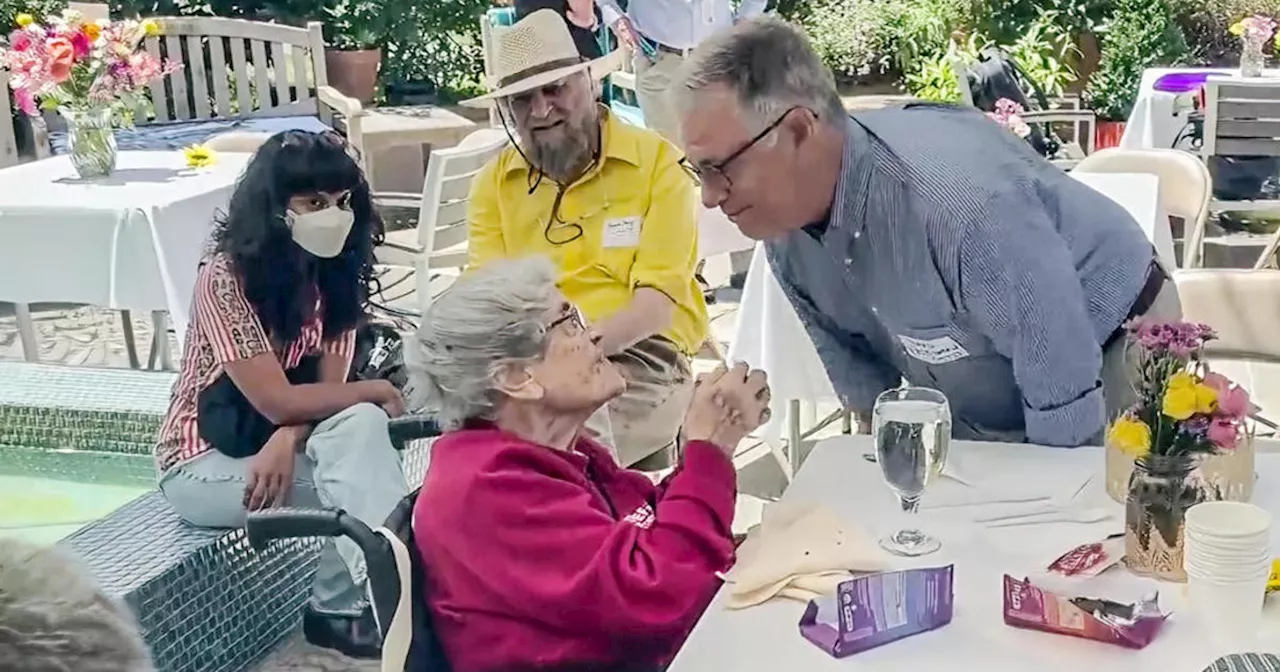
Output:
top-left (672, 18), bottom-right (1181, 447)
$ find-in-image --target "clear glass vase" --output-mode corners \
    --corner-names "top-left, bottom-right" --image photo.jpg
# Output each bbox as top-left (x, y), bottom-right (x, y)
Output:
top-left (1241, 37), bottom-right (1267, 78)
top-left (61, 107), bottom-right (118, 179)
top-left (1124, 454), bottom-right (1215, 582)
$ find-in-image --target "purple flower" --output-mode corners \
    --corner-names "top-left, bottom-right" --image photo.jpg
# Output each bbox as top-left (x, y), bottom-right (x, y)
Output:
top-left (1125, 318), bottom-right (1216, 358)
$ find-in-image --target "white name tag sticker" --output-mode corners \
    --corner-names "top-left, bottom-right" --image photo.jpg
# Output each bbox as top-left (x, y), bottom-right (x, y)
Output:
top-left (602, 216), bottom-right (642, 248)
top-left (898, 334), bottom-right (969, 365)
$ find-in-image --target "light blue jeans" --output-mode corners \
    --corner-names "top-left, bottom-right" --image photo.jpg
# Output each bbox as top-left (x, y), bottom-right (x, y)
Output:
top-left (158, 403), bottom-right (409, 616)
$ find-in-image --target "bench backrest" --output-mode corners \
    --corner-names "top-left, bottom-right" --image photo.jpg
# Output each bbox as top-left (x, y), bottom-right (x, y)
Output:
top-left (140, 17), bottom-right (329, 124)
top-left (1203, 79), bottom-right (1280, 158)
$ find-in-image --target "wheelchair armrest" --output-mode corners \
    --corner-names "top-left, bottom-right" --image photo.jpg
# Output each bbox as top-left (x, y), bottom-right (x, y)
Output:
top-left (246, 506), bottom-right (381, 553)
top-left (388, 414), bottom-right (442, 450)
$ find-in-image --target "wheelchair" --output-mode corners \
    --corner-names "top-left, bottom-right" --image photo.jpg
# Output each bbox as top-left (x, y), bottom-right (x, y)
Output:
top-left (245, 415), bottom-right (450, 672)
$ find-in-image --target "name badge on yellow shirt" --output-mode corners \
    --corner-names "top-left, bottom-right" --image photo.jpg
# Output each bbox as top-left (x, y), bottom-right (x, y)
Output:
top-left (603, 216), bottom-right (642, 248)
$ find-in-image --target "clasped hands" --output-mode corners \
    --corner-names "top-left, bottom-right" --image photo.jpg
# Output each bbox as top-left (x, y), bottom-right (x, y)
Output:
top-left (683, 362), bottom-right (772, 455)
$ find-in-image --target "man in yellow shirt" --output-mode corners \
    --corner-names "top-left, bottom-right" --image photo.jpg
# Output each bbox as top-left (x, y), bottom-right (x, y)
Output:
top-left (463, 10), bottom-right (709, 469)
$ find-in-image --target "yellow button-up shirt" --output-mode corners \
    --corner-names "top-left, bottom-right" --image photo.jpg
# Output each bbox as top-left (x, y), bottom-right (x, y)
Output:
top-left (466, 109), bottom-right (708, 355)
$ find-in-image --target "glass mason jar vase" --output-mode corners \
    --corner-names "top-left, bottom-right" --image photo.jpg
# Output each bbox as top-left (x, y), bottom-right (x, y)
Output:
top-left (1241, 37), bottom-right (1267, 78)
top-left (61, 106), bottom-right (118, 179)
top-left (1124, 454), bottom-right (1215, 581)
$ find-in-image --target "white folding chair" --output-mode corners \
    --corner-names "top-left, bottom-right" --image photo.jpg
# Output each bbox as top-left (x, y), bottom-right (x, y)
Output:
top-left (374, 128), bottom-right (509, 314)
top-left (1073, 148), bottom-right (1212, 268)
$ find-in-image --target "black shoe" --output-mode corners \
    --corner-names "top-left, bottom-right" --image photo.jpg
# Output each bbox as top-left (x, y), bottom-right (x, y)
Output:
top-left (303, 606), bottom-right (382, 659)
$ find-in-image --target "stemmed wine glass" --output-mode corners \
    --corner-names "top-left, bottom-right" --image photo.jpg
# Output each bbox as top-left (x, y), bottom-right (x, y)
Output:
top-left (872, 386), bottom-right (951, 557)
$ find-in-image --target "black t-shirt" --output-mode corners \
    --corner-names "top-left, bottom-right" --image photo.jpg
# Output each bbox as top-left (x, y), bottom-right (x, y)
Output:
top-left (514, 0), bottom-right (604, 59)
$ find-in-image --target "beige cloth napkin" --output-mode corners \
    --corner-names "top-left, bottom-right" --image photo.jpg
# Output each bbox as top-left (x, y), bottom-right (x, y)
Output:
top-left (723, 502), bottom-right (892, 609)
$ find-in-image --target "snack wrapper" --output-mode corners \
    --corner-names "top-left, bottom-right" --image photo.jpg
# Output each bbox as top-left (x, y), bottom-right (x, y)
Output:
top-left (1002, 575), bottom-right (1168, 649)
top-left (1047, 534), bottom-right (1125, 578)
top-left (799, 565), bottom-right (954, 658)
top-left (1268, 560), bottom-right (1280, 594)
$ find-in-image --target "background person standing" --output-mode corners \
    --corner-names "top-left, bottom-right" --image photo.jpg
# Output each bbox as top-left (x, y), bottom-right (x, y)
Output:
top-left (598, 0), bottom-right (767, 144)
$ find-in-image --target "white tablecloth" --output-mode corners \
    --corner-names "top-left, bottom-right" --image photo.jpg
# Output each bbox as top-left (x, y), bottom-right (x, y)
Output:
top-left (0, 151), bottom-right (251, 348)
top-left (727, 171), bottom-right (1170, 429)
top-left (671, 436), bottom-right (1280, 671)
top-left (1072, 172), bottom-right (1176, 269)
top-left (1121, 67), bottom-right (1280, 150)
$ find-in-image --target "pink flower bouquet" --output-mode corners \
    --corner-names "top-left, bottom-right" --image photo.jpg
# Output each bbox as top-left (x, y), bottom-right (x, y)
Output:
top-left (1, 10), bottom-right (179, 119)
top-left (986, 98), bottom-right (1031, 139)
top-left (1107, 319), bottom-right (1250, 459)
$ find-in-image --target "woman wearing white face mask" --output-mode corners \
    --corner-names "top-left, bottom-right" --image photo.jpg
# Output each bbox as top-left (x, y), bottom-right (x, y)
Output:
top-left (154, 130), bottom-right (407, 660)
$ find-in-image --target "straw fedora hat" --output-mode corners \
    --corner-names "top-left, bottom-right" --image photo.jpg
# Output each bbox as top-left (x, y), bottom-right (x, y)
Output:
top-left (463, 9), bottom-right (624, 107)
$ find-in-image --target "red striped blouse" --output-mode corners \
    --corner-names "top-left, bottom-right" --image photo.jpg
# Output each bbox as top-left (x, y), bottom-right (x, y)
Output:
top-left (154, 254), bottom-right (355, 473)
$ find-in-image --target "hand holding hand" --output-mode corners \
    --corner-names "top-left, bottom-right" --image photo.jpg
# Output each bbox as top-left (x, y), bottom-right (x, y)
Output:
top-left (683, 362), bottom-right (771, 454)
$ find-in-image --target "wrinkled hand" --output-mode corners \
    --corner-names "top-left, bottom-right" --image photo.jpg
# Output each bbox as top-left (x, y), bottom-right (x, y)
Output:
top-left (611, 17), bottom-right (641, 52)
top-left (683, 362), bottom-right (771, 455)
top-left (244, 428), bottom-right (300, 511)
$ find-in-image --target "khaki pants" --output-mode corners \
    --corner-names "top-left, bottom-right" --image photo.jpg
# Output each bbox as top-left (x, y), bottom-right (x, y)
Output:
top-left (634, 51), bottom-right (686, 146)
top-left (586, 336), bottom-right (693, 469)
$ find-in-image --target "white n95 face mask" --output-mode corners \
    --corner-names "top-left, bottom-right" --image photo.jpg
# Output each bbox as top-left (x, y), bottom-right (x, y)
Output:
top-left (286, 206), bottom-right (355, 258)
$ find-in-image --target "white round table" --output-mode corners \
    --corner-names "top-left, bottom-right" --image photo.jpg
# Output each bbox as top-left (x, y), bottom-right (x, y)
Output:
top-left (671, 436), bottom-right (1280, 671)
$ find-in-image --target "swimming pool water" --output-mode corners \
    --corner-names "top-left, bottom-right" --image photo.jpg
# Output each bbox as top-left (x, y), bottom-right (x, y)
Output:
top-left (0, 474), bottom-right (149, 545)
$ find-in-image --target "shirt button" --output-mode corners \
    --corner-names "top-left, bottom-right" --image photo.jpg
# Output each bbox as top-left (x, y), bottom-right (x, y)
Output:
top-left (844, 258), bottom-right (852, 266)
top-left (854, 231), bottom-right (861, 239)
top-left (871, 306), bottom-right (879, 313)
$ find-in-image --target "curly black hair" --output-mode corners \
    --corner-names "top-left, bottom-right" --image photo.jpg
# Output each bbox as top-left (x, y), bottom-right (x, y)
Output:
top-left (210, 130), bottom-right (383, 346)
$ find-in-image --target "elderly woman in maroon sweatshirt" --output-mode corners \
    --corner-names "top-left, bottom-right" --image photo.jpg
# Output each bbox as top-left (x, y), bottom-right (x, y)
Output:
top-left (408, 256), bottom-right (770, 672)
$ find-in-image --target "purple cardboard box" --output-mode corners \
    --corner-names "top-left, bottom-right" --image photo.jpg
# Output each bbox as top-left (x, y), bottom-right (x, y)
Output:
top-left (798, 565), bottom-right (955, 658)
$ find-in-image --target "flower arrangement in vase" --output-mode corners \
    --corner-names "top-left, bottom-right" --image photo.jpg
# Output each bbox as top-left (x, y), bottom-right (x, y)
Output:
top-left (1106, 319), bottom-right (1252, 581)
top-left (0, 10), bottom-right (180, 178)
top-left (985, 98), bottom-right (1031, 138)
top-left (1229, 14), bottom-right (1278, 77)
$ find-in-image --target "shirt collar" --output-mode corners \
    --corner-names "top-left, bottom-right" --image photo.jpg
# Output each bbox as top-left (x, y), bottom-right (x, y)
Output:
top-left (503, 106), bottom-right (641, 177)
top-left (826, 116), bottom-right (874, 239)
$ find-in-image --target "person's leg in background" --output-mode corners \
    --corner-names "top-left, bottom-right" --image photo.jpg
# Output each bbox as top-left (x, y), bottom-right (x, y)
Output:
top-left (606, 337), bottom-right (694, 471)
top-left (159, 402), bottom-right (408, 658)
top-left (633, 51), bottom-right (685, 145)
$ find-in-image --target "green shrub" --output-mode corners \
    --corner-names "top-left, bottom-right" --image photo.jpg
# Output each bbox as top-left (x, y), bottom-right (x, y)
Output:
top-left (798, 0), bottom-right (894, 82)
top-left (904, 16), bottom-right (1079, 102)
top-left (0, 0), bottom-right (66, 31)
top-left (1084, 0), bottom-right (1189, 120)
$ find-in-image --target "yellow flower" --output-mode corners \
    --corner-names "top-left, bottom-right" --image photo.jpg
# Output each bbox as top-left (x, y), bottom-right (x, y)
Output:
top-left (1168, 371), bottom-right (1196, 390)
top-left (141, 18), bottom-right (160, 36)
top-left (1193, 383), bottom-right (1218, 415)
top-left (1163, 384), bottom-right (1199, 420)
top-left (1231, 21), bottom-right (1245, 36)
top-left (14, 13), bottom-right (33, 27)
top-left (183, 144), bottom-right (216, 169)
top-left (82, 21), bottom-right (100, 41)
top-left (1108, 416), bottom-right (1152, 458)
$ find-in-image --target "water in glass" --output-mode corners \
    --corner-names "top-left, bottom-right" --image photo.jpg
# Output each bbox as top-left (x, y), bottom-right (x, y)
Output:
top-left (873, 388), bottom-right (951, 556)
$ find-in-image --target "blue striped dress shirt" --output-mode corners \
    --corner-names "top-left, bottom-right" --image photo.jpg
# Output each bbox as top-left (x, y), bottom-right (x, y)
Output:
top-left (767, 104), bottom-right (1154, 447)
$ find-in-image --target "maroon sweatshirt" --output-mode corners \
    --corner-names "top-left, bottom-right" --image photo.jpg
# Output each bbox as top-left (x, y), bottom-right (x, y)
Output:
top-left (413, 425), bottom-right (737, 672)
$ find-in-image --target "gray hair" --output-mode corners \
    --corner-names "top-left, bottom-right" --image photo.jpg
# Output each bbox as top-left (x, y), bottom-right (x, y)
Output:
top-left (407, 257), bottom-right (560, 430)
top-left (0, 539), bottom-right (154, 671)
top-left (672, 16), bottom-right (846, 133)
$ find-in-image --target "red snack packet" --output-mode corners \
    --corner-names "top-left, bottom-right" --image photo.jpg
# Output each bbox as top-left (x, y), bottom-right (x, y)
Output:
top-left (1002, 575), bottom-right (1168, 649)
top-left (1047, 534), bottom-right (1125, 578)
